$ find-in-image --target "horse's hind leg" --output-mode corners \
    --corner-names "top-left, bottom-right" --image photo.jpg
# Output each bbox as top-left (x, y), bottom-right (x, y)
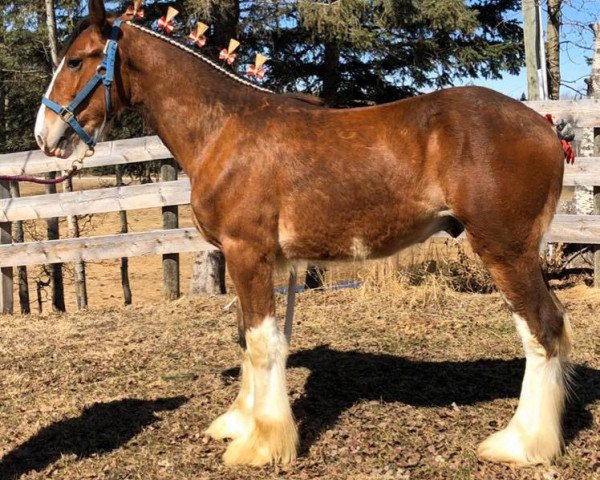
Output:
top-left (206, 238), bottom-right (298, 466)
top-left (469, 235), bottom-right (571, 465)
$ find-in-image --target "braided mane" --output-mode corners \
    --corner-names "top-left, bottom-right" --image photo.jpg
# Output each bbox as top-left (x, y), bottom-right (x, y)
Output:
top-left (125, 21), bottom-right (276, 95)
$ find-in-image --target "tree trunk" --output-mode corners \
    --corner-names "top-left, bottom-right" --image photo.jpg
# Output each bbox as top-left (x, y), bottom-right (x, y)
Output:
top-left (63, 177), bottom-right (88, 309)
top-left (10, 182), bottom-right (30, 314)
top-left (44, 0), bottom-right (59, 67)
top-left (522, 0), bottom-right (541, 100)
top-left (115, 166), bottom-right (132, 305)
top-left (573, 23), bottom-right (600, 219)
top-left (592, 23), bottom-right (600, 287)
top-left (189, 251), bottom-right (227, 295)
top-left (546, 0), bottom-right (561, 100)
top-left (592, 24), bottom-right (600, 97)
top-left (321, 41), bottom-right (340, 105)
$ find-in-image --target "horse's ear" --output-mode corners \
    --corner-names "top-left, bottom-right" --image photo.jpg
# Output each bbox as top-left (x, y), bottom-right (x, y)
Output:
top-left (89, 0), bottom-right (107, 28)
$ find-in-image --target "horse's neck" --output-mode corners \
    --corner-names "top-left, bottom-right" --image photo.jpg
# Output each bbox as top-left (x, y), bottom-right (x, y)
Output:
top-left (123, 26), bottom-right (264, 173)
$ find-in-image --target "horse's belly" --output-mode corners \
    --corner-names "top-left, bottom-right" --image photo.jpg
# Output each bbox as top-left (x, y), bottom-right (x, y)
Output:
top-left (277, 208), bottom-right (444, 261)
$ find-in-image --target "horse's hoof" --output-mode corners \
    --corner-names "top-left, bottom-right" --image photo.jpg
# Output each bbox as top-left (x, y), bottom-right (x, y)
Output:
top-left (205, 409), bottom-right (253, 441)
top-left (478, 424), bottom-right (559, 466)
top-left (222, 418), bottom-right (298, 466)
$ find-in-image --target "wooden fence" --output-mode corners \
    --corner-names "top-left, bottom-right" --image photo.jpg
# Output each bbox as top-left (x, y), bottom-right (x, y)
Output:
top-left (1, 99), bottom-right (600, 312)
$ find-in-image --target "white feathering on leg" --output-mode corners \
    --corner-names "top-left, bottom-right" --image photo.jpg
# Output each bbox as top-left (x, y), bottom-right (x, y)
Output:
top-left (478, 314), bottom-right (569, 465)
top-left (205, 351), bottom-right (255, 440)
top-left (223, 317), bottom-right (298, 466)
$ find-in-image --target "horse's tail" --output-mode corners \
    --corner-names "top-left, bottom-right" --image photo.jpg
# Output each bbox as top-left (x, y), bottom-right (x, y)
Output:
top-left (545, 114), bottom-right (576, 164)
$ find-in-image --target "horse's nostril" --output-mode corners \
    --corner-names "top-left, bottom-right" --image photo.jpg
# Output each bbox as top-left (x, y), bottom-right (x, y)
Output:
top-left (35, 135), bottom-right (45, 149)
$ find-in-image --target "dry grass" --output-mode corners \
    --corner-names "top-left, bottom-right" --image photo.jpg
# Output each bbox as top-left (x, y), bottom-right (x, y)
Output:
top-left (0, 279), bottom-right (599, 480)
top-left (7, 178), bottom-right (599, 478)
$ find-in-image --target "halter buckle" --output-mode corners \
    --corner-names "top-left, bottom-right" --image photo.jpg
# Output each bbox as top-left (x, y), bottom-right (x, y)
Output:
top-left (59, 107), bottom-right (74, 122)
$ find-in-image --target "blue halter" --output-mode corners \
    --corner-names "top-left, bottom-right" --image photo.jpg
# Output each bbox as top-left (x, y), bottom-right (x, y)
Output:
top-left (41, 19), bottom-right (123, 151)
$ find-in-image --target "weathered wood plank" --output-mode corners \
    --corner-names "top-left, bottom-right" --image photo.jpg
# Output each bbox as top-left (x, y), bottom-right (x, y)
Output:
top-left (2, 215), bottom-right (599, 269)
top-left (0, 180), bottom-right (13, 313)
top-left (0, 228), bottom-right (216, 268)
top-left (0, 136), bottom-right (171, 175)
top-left (433, 215), bottom-right (600, 244)
top-left (525, 99), bottom-right (600, 128)
top-left (545, 214), bottom-right (600, 244)
top-left (0, 179), bottom-right (191, 222)
top-left (564, 158), bottom-right (600, 186)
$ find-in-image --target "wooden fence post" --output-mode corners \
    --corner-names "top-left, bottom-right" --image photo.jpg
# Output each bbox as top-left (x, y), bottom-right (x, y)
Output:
top-left (115, 165), bottom-right (132, 305)
top-left (9, 182), bottom-right (30, 314)
top-left (63, 176), bottom-right (88, 309)
top-left (189, 251), bottom-right (226, 295)
top-left (161, 159), bottom-right (180, 300)
top-left (46, 172), bottom-right (65, 312)
top-left (0, 179), bottom-right (13, 314)
top-left (594, 127), bottom-right (600, 287)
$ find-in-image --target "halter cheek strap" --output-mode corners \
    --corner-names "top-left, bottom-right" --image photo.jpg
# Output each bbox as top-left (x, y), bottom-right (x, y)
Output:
top-left (41, 19), bottom-right (123, 151)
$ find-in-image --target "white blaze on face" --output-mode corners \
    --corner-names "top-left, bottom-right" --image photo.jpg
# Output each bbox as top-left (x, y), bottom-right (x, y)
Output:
top-left (35, 58), bottom-right (65, 147)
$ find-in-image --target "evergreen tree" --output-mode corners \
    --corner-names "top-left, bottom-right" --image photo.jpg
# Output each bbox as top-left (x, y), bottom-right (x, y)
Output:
top-left (185, 0), bottom-right (523, 106)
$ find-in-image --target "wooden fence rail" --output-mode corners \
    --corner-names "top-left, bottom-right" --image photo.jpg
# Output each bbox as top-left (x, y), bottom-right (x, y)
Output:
top-left (1, 99), bottom-right (600, 312)
top-left (0, 179), bottom-right (191, 222)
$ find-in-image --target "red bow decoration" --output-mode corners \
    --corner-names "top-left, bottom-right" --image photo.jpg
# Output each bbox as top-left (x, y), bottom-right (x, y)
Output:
top-left (188, 22), bottom-right (209, 48)
top-left (545, 114), bottom-right (576, 164)
top-left (220, 39), bottom-right (240, 65)
top-left (561, 140), bottom-right (575, 164)
top-left (158, 7), bottom-right (178, 34)
top-left (125, 2), bottom-right (144, 19)
top-left (246, 54), bottom-right (268, 80)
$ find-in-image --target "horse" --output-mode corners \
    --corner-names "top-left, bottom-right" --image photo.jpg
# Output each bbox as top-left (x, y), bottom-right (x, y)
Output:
top-left (34, 0), bottom-right (572, 468)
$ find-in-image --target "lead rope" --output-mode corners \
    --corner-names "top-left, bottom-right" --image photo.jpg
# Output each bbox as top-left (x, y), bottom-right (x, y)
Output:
top-left (0, 150), bottom-right (89, 185)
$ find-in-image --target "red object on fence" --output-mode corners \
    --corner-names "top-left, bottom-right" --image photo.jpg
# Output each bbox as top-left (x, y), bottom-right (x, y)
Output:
top-left (545, 113), bottom-right (575, 164)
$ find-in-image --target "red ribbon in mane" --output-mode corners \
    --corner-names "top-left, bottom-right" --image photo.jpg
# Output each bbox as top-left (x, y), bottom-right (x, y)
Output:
top-left (125, 5), bottom-right (145, 19)
top-left (158, 17), bottom-right (175, 34)
top-left (545, 114), bottom-right (575, 164)
top-left (188, 34), bottom-right (207, 48)
top-left (219, 49), bottom-right (237, 65)
top-left (246, 64), bottom-right (266, 79)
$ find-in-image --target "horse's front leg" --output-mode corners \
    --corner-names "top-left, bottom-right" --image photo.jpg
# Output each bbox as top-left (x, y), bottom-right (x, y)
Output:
top-left (206, 239), bottom-right (298, 466)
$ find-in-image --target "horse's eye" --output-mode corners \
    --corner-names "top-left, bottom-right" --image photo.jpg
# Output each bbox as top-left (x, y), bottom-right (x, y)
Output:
top-left (67, 58), bottom-right (82, 70)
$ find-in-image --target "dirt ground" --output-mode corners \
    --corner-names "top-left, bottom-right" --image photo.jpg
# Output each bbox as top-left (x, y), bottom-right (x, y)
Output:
top-left (0, 282), bottom-right (599, 480)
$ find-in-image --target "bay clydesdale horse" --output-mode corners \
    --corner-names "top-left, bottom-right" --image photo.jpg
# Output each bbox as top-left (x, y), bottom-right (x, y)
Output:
top-left (34, 0), bottom-right (572, 468)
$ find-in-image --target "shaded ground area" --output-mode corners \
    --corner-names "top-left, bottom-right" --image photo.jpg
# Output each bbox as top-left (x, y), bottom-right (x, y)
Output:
top-left (0, 285), bottom-right (599, 479)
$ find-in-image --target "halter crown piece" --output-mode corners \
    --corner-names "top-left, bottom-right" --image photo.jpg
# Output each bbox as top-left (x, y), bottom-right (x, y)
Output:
top-left (41, 19), bottom-right (123, 154)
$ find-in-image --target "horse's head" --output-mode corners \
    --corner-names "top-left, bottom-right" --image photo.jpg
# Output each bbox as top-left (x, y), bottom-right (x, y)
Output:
top-left (35, 0), bottom-right (128, 159)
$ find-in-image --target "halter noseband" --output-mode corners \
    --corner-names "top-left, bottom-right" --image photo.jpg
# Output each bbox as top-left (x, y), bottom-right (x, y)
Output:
top-left (41, 19), bottom-right (123, 153)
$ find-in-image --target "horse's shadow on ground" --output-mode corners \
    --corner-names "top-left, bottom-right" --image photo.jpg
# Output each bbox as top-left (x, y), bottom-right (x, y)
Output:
top-left (3, 349), bottom-right (599, 479)
top-left (225, 345), bottom-right (600, 454)
top-left (0, 396), bottom-right (187, 480)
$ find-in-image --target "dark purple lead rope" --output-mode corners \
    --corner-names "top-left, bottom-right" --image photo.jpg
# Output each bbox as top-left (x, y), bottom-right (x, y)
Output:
top-left (0, 166), bottom-right (79, 185)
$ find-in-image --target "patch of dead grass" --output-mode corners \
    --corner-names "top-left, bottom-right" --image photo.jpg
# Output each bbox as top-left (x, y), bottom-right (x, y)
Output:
top-left (0, 280), bottom-right (598, 479)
